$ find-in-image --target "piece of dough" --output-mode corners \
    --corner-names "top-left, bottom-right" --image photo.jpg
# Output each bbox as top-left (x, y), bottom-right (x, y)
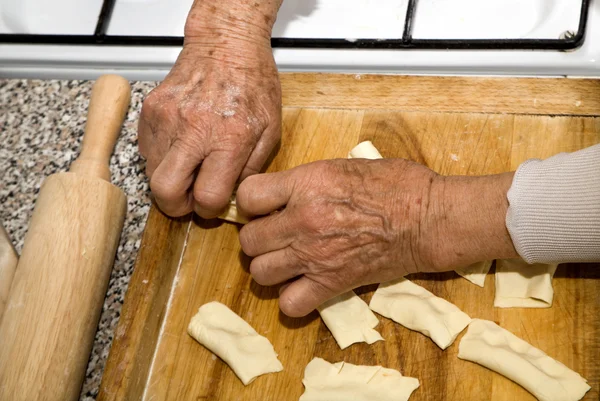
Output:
top-left (458, 319), bottom-right (590, 401)
top-left (348, 140), bottom-right (383, 159)
top-left (494, 259), bottom-right (558, 308)
top-left (218, 195), bottom-right (249, 224)
top-left (317, 291), bottom-right (383, 349)
top-left (369, 278), bottom-right (471, 349)
top-left (300, 357), bottom-right (420, 401)
top-left (187, 301), bottom-right (283, 385)
top-left (455, 260), bottom-right (493, 287)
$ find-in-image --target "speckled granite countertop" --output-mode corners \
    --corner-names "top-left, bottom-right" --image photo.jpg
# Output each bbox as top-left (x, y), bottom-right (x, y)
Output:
top-left (0, 79), bottom-right (157, 400)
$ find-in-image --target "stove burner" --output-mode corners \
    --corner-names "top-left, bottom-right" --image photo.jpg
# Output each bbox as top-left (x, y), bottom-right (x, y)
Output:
top-left (0, 0), bottom-right (591, 51)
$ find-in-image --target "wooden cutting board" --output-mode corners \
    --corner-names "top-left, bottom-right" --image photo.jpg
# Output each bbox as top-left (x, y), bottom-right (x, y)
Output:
top-left (99, 74), bottom-right (600, 401)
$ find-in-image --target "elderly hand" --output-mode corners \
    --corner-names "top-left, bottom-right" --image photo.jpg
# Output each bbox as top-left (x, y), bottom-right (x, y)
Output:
top-left (139, 4), bottom-right (281, 218)
top-left (237, 158), bottom-right (517, 317)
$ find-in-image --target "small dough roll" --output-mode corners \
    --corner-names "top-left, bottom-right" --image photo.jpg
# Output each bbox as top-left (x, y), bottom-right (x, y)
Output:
top-left (348, 141), bottom-right (383, 159)
top-left (187, 302), bottom-right (283, 385)
top-left (455, 260), bottom-right (493, 287)
top-left (494, 259), bottom-right (557, 308)
top-left (458, 319), bottom-right (590, 401)
top-left (317, 291), bottom-right (383, 349)
top-left (300, 357), bottom-right (420, 401)
top-left (218, 195), bottom-right (249, 224)
top-left (370, 278), bottom-right (471, 349)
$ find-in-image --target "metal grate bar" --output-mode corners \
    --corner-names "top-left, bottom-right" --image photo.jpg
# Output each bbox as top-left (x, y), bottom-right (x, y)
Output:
top-left (94, 0), bottom-right (117, 37)
top-left (402, 0), bottom-right (418, 43)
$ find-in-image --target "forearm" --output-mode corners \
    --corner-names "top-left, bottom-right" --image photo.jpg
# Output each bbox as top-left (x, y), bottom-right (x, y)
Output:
top-left (424, 172), bottom-right (518, 271)
top-left (185, 0), bottom-right (283, 43)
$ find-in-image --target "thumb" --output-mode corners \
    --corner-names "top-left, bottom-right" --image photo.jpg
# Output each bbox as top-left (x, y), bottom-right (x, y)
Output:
top-left (278, 276), bottom-right (333, 318)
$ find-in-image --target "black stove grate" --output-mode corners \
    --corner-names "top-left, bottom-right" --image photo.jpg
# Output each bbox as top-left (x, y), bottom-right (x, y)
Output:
top-left (0, 0), bottom-right (591, 51)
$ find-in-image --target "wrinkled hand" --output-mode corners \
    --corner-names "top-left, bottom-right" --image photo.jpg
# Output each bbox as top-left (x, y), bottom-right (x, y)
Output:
top-left (236, 159), bottom-right (441, 317)
top-left (139, 40), bottom-right (281, 218)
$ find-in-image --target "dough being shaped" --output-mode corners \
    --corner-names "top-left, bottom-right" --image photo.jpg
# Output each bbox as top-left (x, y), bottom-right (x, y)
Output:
top-left (317, 291), bottom-right (383, 349)
top-left (348, 141), bottom-right (383, 159)
top-left (218, 195), bottom-right (249, 224)
top-left (369, 278), bottom-right (471, 349)
top-left (455, 260), bottom-right (493, 287)
top-left (494, 259), bottom-right (558, 308)
top-left (187, 302), bottom-right (283, 385)
top-left (300, 357), bottom-right (420, 401)
top-left (458, 319), bottom-right (590, 401)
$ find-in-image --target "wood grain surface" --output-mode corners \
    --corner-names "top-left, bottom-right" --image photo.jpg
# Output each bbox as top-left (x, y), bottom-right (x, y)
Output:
top-left (99, 75), bottom-right (600, 401)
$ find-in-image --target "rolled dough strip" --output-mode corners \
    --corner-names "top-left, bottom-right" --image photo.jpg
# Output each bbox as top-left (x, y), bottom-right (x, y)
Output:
top-left (494, 259), bottom-right (558, 308)
top-left (300, 357), bottom-right (420, 401)
top-left (458, 319), bottom-right (590, 401)
top-left (369, 278), bottom-right (471, 349)
top-left (348, 140), bottom-right (383, 159)
top-left (187, 301), bottom-right (283, 385)
top-left (218, 194), bottom-right (249, 224)
top-left (455, 260), bottom-right (493, 287)
top-left (317, 291), bottom-right (383, 349)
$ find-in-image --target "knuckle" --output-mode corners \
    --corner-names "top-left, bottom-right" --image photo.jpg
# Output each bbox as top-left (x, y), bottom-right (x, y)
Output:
top-left (239, 226), bottom-right (258, 256)
top-left (193, 188), bottom-right (228, 213)
top-left (149, 173), bottom-right (173, 200)
top-left (142, 88), bottom-right (164, 112)
top-left (236, 176), bottom-right (257, 210)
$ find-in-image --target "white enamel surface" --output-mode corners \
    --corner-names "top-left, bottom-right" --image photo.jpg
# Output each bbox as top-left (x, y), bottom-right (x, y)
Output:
top-left (412, 0), bottom-right (581, 39)
top-left (0, 0), bottom-right (598, 79)
top-left (0, 0), bottom-right (102, 34)
top-left (2, 0), bottom-right (580, 39)
top-left (273, 0), bottom-right (409, 39)
top-left (107, 0), bottom-right (193, 37)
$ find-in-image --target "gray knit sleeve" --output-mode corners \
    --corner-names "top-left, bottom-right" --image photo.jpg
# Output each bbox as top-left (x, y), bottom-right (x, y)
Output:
top-left (505, 144), bottom-right (600, 264)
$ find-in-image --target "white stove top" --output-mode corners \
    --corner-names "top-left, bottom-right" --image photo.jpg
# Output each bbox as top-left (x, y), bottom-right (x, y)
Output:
top-left (0, 0), bottom-right (598, 80)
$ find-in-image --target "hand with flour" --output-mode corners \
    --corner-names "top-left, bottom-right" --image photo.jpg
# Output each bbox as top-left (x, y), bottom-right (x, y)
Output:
top-left (139, 1), bottom-right (283, 218)
top-left (237, 158), bottom-right (519, 317)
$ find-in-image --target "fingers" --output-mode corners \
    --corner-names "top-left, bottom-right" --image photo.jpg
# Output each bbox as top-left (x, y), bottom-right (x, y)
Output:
top-left (279, 277), bottom-right (333, 318)
top-left (240, 125), bottom-right (280, 179)
top-left (150, 147), bottom-right (199, 217)
top-left (193, 149), bottom-right (248, 219)
top-left (237, 170), bottom-right (295, 217)
top-left (249, 248), bottom-right (303, 286)
top-left (239, 211), bottom-right (294, 256)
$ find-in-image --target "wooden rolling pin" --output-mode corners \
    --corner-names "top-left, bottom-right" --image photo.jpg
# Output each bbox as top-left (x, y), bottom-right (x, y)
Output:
top-left (0, 75), bottom-right (130, 401)
top-left (0, 223), bottom-right (18, 323)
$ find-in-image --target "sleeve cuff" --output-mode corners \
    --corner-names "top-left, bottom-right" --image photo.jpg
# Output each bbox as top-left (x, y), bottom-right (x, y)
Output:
top-left (506, 144), bottom-right (600, 264)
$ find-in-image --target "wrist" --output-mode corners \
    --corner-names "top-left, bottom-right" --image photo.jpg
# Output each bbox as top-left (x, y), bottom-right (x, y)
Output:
top-left (184, 1), bottom-right (279, 46)
top-left (422, 172), bottom-right (518, 272)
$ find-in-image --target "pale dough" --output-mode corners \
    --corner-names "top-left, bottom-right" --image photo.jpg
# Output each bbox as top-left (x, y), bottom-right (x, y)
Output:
top-left (455, 260), bottom-right (493, 287)
top-left (317, 291), bottom-right (383, 349)
top-left (218, 195), bottom-right (249, 224)
top-left (348, 140), bottom-right (383, 159)
top-left (458, 319), bottom-right (590, 401)
top-left (494, 258), bottom-right (558, 308)
top-left (300, 357), bottom-right (420, 401)
top-left (369, 278), bottom-right (471, 349)
top-left (187, 301), bottom-right (283, 385)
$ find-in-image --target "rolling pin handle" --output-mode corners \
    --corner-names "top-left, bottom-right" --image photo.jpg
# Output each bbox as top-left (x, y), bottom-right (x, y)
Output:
top-left (69, 75), bottom-right (131, 181)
